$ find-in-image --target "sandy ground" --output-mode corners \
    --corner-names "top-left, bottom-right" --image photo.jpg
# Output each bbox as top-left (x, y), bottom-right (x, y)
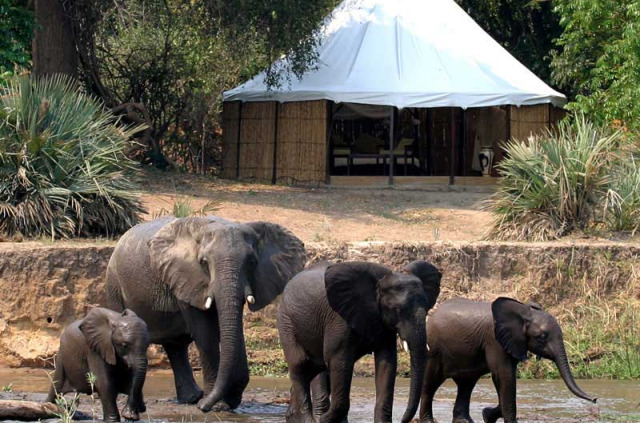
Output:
top-left (138, 171), bottom-right (494, 243)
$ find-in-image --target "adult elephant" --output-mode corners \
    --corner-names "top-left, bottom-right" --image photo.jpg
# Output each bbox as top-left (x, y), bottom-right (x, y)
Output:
top-left (420, 297), bottom-right (597, 423)
top-left (278, 260), bottom-right (442, 423)
top-left (105, 216), bottom-right (305, 412)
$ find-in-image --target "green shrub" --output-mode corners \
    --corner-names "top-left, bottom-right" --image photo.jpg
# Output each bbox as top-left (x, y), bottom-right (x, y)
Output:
top-left (486, 116), bottom-right (636, 241)
top-left (0, 75), bottom-right (145, 239)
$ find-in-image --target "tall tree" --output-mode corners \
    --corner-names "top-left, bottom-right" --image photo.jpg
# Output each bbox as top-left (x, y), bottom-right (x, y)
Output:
top-left (32, 0), bottom-right (77, 77)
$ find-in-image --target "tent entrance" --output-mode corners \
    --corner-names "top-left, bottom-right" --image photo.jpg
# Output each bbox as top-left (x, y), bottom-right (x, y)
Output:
top-left (328, 103), bottom-right (511, 183)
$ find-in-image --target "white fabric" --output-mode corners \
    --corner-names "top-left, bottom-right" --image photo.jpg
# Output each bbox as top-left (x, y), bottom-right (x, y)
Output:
top-left (223, 0), bottom-right (566, 109)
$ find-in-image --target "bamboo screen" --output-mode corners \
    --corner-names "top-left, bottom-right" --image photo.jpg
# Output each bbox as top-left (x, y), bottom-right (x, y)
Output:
top-left (236, 102), bottom-right (276, 180)
top-left (275, 100), bottom-right (327, 185)
top-left (509, 104), bottom-right (551, 142)
top-left (221, 101), bottom-right (240, 179)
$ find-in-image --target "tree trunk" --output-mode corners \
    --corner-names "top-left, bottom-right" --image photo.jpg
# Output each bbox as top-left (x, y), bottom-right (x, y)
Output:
top-left (0, 400), bottom-right (60, 420)
top-left (33, 0), bottom-right (78, 77)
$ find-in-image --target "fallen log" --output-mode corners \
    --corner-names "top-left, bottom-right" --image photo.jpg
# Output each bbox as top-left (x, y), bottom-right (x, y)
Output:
top-left (0, 400), bottom-right (60, 420)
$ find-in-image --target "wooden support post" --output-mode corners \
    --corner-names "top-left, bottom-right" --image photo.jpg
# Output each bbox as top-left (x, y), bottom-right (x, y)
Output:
top-left (449, 107), bottom-right (456, 186)
top-left (235, 102), bottom-right (243, 179)
top-left (271, 102), bottom-right (280, 185)
top-left (325, 101), bottom-right (334, 185)
top-left (388, 107), bottom-right (397, 186)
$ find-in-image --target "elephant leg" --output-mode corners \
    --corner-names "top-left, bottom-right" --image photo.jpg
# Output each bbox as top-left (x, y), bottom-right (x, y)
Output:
top-left (195, 321), bottom-right (220, 395)
top-left (373, 346), bottom-right (397, 423)
top-left (481, 374), bottom-right (503, 423)
top-left (419, 358), bottom-right (445, 423)
top-left (452, 376), bottom-right (479, 423)
top-left (95, 377), bottom-right (120, 422)
top-left (319, 353), bottom-right (355, 423)
top-left (311, 371), bottom-right (331, 419)
top-left (163, 342), bottom-right (203, 404)
top-left (46, 364), bottom-right (65, 403)
top-left (491, 361), bottom-right (518, 423)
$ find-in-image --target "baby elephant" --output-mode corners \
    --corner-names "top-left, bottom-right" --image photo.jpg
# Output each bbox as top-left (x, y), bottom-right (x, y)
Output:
top-left (47, 307), bottom-right (150, 422)
top-left (420, 297), bottom-right (596, 423)
top-left (278, 260), bottom-right (442, 423)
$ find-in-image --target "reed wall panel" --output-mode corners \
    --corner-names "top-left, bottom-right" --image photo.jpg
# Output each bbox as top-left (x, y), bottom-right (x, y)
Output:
top-left (275, 100), bottom-right (327, 185)
top-left (221, 101), bottom-right (240, 178)
top-left (237, 102), bottom-right (276, 181)
top-left (510, 104), bottom-right (551, 142)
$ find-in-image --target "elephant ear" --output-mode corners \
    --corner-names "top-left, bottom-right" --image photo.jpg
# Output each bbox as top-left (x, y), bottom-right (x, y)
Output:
top-left (492, 297), bottom-right (532, 362)
top-left (245, 222), bottom-right (306, 311)
top-left (79, 308), bottom-right (116, 366)
top-left (324, 262), bottom-right (392, 343)
top-left (147, 217), bottom-right (214, 310)
top-left (404, 260), bottom-right (442, 310)
top-left (527, 301), bottom-right (543, 311)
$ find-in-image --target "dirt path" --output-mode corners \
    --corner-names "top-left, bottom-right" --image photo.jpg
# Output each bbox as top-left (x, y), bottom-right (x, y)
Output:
top-left (139, 171), bottom-right (494, 243)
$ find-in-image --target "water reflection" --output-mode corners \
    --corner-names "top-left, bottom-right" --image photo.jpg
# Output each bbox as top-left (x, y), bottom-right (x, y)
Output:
top-left (0, 369), bottom-right (637, 422)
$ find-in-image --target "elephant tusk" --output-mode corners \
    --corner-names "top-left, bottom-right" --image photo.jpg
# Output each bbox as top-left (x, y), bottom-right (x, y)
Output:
top-left (403, 340), bottom-right (409, 353)
top-left (205, 297), bottom-right (212, 310)
top-left (247, 295), bottom-right (255, 305)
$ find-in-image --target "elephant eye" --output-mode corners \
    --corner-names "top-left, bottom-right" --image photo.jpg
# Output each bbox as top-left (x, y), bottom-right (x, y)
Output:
top-left (536, 333), bottom-right (548, 343)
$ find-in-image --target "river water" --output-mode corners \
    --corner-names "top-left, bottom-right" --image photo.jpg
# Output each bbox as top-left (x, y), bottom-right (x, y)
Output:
top-left (0, 368), bottom-right (637, 422)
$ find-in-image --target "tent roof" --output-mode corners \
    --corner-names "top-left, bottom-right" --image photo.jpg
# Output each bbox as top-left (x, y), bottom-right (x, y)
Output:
top-left (223, 0), bottom-right (566, 109)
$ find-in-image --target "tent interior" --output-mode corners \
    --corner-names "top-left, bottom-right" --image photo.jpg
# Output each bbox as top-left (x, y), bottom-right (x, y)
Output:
top-left (329, 102), bottom-right (508, 178)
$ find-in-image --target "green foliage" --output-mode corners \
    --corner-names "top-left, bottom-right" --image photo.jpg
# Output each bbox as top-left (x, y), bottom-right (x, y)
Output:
top-left (0, 0), bottom-right (34, 75)
top-left (0, 75), bottom-right (145, 239)
top-left (153, 198), bottom-right (219, 219)
top-left (455, 0), bottom-right (561, 84)
top-left (551, 0), bottom-right (640, 133)
top-left (64, 0), bottom-right (338, 170)
top-left (486, 116), bottom-right (638, 241)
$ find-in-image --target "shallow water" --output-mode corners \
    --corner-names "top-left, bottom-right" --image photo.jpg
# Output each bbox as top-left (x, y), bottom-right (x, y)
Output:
top-left (0, 368), bottom-right (637, 422)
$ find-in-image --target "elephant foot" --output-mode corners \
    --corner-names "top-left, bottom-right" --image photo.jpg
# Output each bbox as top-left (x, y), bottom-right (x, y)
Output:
top-left (481, 407), bottom-right (501, 423)
top-left (121, 405), bottom-right (140, 421)
top-left (420, 419), bottom-right (437, 423)
top-left (177, 386), bottom-right (204, 404)
top-left (453, 418), bottom-right (474, 423)
top-left (197, 397), bottom-right (230, 413)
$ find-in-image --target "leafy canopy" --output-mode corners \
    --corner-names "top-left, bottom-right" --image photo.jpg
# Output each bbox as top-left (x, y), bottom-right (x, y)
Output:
top-left (551, 0), bottom-right (640, 133)
top-left (0, 0), bottom-right (34, 75)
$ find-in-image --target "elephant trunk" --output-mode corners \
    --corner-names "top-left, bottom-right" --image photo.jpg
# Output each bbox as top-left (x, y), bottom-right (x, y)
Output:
top-left (401, 314), bottom-right (427, 423)
top-left (553, 341), bottom-right (597, 403)
top-left (198, 270), bottom-right (248, 411)
top-left (127, 356), bottom-right (148, 411)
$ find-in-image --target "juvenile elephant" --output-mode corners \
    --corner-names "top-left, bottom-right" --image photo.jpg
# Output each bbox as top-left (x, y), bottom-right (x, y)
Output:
top-left (47, 308), bottom-right (150, 422)
top-left (420, 297), bottom-right (597, 423)
top-left (105, 216), bottom-right (305, 412)
top-left (278, 260), bottom-right (442, 423)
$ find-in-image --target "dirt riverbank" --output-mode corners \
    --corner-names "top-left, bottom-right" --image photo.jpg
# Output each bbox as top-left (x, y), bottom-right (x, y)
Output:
top-left (0, 241), bottom-right (637, 379)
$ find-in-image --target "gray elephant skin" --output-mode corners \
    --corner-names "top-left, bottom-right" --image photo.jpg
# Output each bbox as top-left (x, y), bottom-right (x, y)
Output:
top-left (47, 307), bottom-right (150, 422)
top-left (278, 260), bottom-right (442, 423)
top-left (105, 216), bottom-right (305, 412)
top-left (420, 297), bottom-right (597, 423)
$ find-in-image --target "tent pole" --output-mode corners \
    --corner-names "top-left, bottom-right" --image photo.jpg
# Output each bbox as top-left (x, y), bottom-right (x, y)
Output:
top-left (235, 101), bottom-right (243, 179)
top-left (389, 107), bottom-right (396, 186)
top-left (271, 102), bottom-right (279, 185)
top-left (449, 108), bottom-right (456, 186)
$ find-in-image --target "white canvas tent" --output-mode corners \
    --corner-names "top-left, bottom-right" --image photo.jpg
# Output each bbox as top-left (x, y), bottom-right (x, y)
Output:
top-left (223, 0), bottom-right (566, 109)
top-left (221, 0), bottom-right (566, 186)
